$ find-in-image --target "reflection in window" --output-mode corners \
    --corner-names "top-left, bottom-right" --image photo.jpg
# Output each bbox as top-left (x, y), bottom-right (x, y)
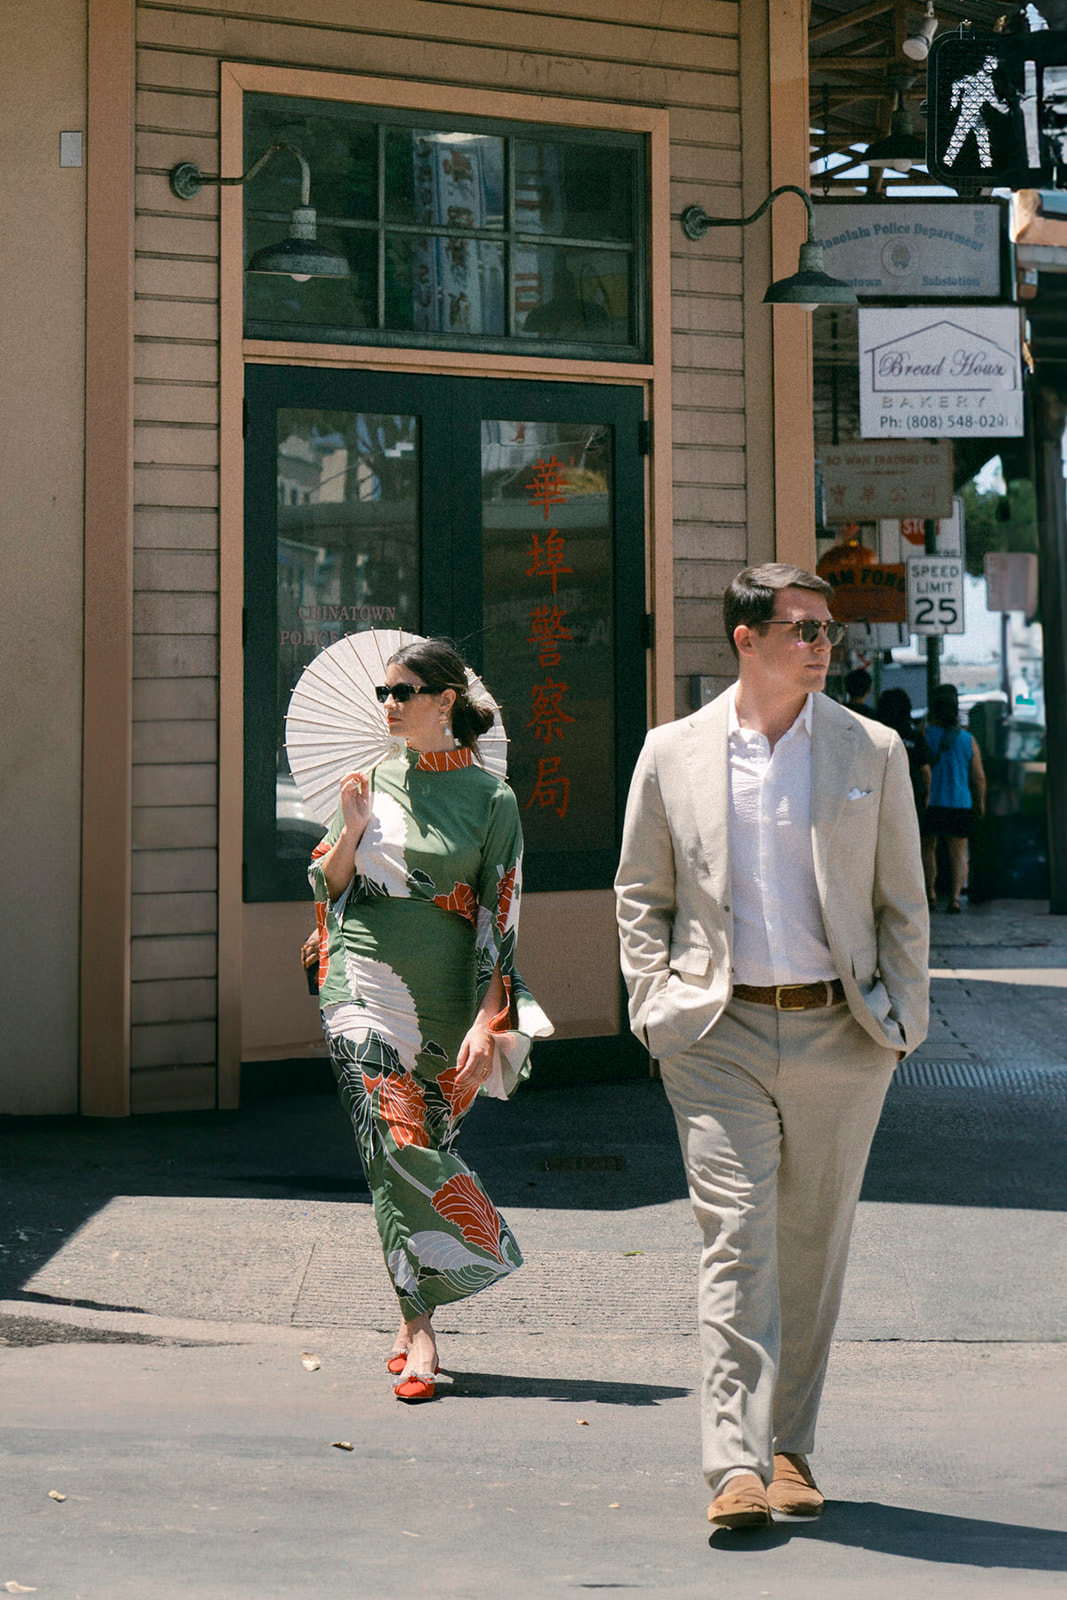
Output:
top-left (385, 129), bottom-right (505, 228)
top-left (274, 410), bottom-right (419, 858)
top-left (514, 138), bottom-right (632, 240)
top-left (386, 235), bottom-right (506, 336)
top-left (515, 249), bottom-right (631, 345)
top-left (244, 94), bottom-right (645, 358)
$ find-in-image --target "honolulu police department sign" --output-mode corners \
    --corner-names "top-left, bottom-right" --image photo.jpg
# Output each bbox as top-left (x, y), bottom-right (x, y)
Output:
top-left (858, 307), bottom-right (1024, 439)
top-left (813, 202), bottom-right (1004, 300)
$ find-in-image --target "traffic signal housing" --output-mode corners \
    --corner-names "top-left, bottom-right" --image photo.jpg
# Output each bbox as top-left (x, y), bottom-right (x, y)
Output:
top-left (927, 29), bottom-right (1067, 192)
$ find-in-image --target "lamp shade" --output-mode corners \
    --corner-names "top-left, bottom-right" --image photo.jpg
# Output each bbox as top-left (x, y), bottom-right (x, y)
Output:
top-left (247, 205), bottom-right (350, 279)
top-left (865, 106), bottom-right (927, 172)
top-left (762, 241), bottom-right (857, 310)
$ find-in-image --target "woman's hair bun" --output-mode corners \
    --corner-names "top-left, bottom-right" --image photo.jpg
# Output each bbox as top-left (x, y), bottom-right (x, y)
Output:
top-left (387, 637), bottom-right (498, 750)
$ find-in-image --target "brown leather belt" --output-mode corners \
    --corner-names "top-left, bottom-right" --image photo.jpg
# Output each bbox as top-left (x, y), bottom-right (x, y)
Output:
top-left (733, 979), bottom-right (845, 1011)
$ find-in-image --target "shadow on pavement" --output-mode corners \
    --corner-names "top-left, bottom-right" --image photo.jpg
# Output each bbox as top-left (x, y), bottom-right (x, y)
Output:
top-left (861, 1075), bottom-right (1067, 1210)
top-left (445, 1371), bottom-right (690, 1405)
top-left (710, 1500), bottom-right (1067, 1571)
top-left (3, 1064), bottom-right (1065, 1309)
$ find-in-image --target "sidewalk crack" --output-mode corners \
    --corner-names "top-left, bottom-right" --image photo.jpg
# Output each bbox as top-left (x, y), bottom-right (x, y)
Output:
top-left (291, 1242), bottom-right (317, 1325)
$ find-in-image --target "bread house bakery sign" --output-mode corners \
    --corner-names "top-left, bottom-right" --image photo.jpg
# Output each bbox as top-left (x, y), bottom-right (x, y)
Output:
top-left (858, 307), bottom-right (1024, 438)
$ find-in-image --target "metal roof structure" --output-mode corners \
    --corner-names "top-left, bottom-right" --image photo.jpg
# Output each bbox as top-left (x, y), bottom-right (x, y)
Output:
top-left (810, 1), bottom-right (1030, 193)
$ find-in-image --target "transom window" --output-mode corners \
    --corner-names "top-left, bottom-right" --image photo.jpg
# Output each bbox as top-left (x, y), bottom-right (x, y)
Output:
top-left (244, 94), bottom-right (648, 361)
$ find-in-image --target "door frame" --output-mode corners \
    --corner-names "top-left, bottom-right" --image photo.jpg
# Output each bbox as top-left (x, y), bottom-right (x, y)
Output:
top-left (217, 62), bottom-right (674, 1106)
top-left (243, 365), bottom-right (648, 903)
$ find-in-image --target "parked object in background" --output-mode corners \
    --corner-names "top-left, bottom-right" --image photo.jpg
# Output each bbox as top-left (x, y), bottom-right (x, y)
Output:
top-left (967, 700), bottom-right (1049, 903)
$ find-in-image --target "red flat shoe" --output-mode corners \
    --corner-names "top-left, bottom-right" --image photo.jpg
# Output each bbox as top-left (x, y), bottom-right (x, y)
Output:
top-left (394, 1370), bottom-right (437, 1403)
top-left (387, 1353), bottom-right (440, 1376)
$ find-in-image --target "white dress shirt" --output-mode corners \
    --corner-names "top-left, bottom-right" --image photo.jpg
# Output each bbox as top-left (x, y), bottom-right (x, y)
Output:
top-left (727, 687), bottom-right (837, 987)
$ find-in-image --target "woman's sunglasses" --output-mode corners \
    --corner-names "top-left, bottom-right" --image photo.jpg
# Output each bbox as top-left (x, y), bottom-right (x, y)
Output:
top-left (762, 620), bottom-right (846, 646)
top-left (374, 682), bottom-right (438, 704)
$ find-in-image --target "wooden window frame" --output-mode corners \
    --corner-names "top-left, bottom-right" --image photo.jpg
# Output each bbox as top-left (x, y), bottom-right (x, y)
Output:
top-left (217, 63), bottom-right (674, 1106)
top-left (242, 93), bottom-right (650, 362)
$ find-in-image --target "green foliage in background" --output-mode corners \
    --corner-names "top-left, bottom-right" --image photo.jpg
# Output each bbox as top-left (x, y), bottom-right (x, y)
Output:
top-left (959, 479), bottom-right (1038, 579)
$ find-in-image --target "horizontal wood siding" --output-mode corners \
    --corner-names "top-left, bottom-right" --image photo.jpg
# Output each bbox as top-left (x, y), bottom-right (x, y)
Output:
top-left (132, 0), bottom-right (747, 1096)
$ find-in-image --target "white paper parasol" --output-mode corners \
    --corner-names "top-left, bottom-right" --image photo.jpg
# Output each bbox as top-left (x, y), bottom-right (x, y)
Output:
top-left (284, 628), bottom-right (508, 825)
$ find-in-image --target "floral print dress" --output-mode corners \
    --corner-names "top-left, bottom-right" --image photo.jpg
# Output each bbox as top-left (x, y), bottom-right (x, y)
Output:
top-left (309, 744), bottom-right (552, 1322)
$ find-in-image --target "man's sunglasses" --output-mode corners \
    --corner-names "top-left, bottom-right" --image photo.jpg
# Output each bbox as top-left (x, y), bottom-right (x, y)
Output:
top-left (762, 620), bottom-right (846, 647)
top-left (374, 682), bottom-right (438, 704)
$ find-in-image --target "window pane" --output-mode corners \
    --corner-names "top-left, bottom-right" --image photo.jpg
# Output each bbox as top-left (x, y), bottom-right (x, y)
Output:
top-left (386, 234), bottom-right (505, 335)
top-left (514, 246), bottom-right (631, 345)
top-left (245, 223), bottom-right (377, 336)
top-left (275, 410), bottom-right (419, 858)
top-left (515, 139), bottom-right (633, 241)
top-left (385, 129), bottom-right (505, 228)
top-left (245, 96), bottom-right (377, 222)
top-left (481, 422), bottom-right (614, 855)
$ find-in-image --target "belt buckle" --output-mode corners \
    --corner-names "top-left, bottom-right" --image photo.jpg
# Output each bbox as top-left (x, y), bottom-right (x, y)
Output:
top-left (775, 984), bottom-right (808, 1010)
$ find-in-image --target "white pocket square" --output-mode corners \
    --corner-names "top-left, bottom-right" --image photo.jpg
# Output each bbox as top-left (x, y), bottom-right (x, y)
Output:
top-left (847, 787), bottom-right (871, 801)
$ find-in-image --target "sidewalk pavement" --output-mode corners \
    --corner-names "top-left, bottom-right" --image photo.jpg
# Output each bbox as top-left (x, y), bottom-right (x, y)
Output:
top-left (2, 900), bottom-right (1065, 1599)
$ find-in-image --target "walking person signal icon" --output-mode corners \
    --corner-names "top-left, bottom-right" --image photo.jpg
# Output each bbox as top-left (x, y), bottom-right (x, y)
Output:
top-left (926, 28), bottom-right (1067, 192)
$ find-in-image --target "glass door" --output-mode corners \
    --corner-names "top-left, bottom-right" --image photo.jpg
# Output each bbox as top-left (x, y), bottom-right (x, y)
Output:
top-left (243, 366), bottom-right (646, 903)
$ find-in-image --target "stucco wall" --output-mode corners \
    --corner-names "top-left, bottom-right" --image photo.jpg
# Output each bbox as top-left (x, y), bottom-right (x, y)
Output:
top-left (0, 1), bottom-right (87, 1111)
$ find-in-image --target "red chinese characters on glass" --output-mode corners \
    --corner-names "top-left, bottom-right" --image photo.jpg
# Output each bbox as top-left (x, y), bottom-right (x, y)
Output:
top-left (524, 755), bottom-right (570, 819)
top-left (521, 451), bottom-right (576, 817)
top-left (526, 677), bottom-right (575, 744)
top-left (525, 455), bottom-right (569, 519)
top-left (524, 529), bottom-right (573, 596)
top-left (527, 604), bottom-right (572, 668)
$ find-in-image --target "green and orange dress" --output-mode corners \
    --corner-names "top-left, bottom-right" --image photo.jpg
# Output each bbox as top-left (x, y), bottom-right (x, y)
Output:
top-left (309, 744), bottom-right (552, 1322)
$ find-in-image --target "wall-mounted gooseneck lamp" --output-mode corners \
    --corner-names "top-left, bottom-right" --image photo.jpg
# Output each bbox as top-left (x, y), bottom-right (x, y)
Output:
top-left (169, 142), bottom-right (350, 282)
top-left (680, 184), bottom-right (857, 311)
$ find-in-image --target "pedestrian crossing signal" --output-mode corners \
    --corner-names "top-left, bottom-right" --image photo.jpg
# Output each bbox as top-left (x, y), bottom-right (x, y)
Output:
top-left (926, 29), bottom-right (1067, 192)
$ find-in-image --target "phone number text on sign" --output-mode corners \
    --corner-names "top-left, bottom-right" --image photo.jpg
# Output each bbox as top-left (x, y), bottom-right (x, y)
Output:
top-left (907, 556), bottom-right (965, 635)
top-left (859, 308), bottom-right (1024, 439)
top-left (894, 409), bottom-right (1018, 433)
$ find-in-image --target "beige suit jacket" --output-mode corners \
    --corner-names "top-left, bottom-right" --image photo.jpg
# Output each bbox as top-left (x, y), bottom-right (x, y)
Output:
top-left (615, 689), bottom-right (930, 1063)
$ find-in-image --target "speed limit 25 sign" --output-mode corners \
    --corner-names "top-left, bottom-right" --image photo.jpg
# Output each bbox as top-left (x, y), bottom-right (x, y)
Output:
top-left (907, 556), bottom-right (965, 635)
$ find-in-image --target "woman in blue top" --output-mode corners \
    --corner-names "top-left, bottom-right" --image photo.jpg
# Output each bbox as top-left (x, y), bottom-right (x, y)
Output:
top-left (921, 683), bottom-right (987, 913)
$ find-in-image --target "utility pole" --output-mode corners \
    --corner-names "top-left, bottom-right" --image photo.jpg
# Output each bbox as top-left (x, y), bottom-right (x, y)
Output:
top-left (923, 518), bottom-right (940, 710)
top-left (1032, 385), bottom-right (1067, 913)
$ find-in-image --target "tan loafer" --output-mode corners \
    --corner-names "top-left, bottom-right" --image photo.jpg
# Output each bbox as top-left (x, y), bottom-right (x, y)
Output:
top-left (707, 1472), bottom-right (771, 1529)
top-left (767, 1452), bottom-right (824, 1516)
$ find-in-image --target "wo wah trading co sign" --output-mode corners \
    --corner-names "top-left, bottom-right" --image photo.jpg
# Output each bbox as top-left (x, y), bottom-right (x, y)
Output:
top-left (858, 307), bottom-right (1024, 438)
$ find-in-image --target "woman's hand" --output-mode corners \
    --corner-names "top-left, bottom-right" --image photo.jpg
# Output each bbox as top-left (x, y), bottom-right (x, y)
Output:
top-left (301, 931), bottom-right (318, 969)
top-left (320, 772), bottom-right (372, 902)
top-left (339, 770), bottom-right (373, 837)
top-left (454, 1017), bottom-right (495, 1091)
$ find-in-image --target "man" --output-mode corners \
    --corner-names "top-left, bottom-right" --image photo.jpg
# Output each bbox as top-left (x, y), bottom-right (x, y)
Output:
top-left (615, 564), bottom-right (928, 1530)
top-left (844, 666), bottom-right (875, 717)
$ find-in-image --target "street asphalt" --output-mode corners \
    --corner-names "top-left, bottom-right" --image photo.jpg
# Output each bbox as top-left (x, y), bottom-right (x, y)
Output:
top-left (1, 899), bottom-right (1065, 1599)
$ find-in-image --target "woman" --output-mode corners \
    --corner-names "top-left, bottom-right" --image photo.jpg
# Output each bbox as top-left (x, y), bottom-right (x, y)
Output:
top-left (309, 639), bottom-right (550, 1402)
top-left (875, 687), bottom-right (932, 818)
top-left (921, 683), bottom-right (986, 914)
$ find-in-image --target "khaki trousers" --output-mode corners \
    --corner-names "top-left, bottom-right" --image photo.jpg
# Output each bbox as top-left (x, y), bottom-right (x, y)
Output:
top-left (659, 997), bottom-right (897, 1493)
